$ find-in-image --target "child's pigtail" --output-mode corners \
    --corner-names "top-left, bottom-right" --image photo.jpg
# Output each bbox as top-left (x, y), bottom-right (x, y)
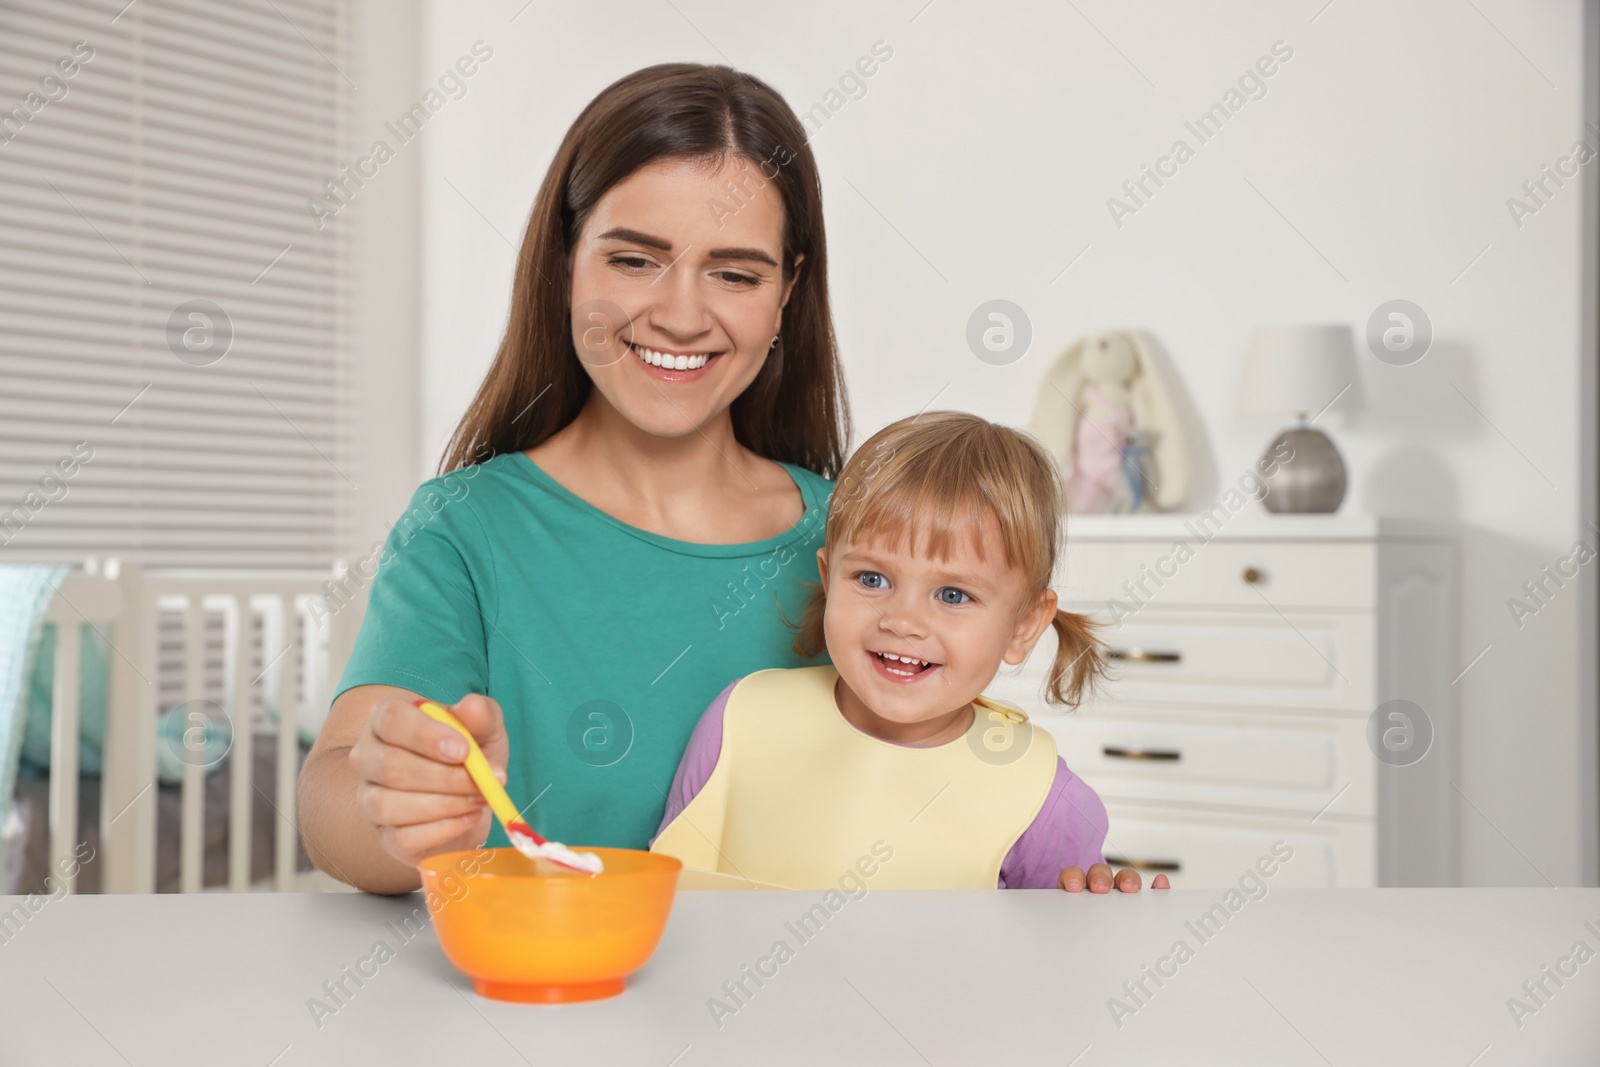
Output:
top-left (1046, 608), bottom-right (1108, 709)
top-left (789, 582), bottom-right (828, 660)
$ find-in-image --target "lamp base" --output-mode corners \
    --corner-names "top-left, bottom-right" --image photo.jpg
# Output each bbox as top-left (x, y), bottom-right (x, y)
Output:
top-left (1260, 426), bottom-right (1347, 513)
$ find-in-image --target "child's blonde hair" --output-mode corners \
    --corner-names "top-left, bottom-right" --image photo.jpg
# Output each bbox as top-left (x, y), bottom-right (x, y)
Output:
top-left (793, 411), bottom-right (1107, 708)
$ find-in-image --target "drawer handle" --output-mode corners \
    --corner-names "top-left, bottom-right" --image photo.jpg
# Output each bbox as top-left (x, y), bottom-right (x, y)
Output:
top-left (1102, 746), bottom-right (1182, 761)
top-left (1107, 648), bottom-right (1182, 664)
top-left (1242, 566), bottom-right (1265, 584)
top-left (1105, 854), bottom-right (1182, 873)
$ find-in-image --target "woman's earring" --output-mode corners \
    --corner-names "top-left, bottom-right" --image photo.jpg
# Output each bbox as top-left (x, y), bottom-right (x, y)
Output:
top-left (770, 336), bottom-right (779, 349)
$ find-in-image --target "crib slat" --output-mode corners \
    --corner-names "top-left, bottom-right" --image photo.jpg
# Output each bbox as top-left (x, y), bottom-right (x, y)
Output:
top-left (275, 597), bottom-right (301, 892)
top-left (226, 596), bottom-right (254, 892)
top-left (179, 597), bottom-right (206, 893)
top-left (102, 563), bottom-right (159, 894)
top-left (49, 624), bottom-right (81, 894)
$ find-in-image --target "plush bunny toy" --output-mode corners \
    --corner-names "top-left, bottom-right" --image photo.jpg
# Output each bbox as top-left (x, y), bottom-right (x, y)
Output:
top-left (1027, 329), bottom-right (1192, 513)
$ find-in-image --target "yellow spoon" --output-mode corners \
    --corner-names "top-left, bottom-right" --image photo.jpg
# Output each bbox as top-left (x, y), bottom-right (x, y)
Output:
top-left (415, 699), bottom-right (602, 875)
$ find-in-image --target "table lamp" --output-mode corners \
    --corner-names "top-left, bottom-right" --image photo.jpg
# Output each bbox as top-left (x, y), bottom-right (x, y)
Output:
top-left (1236, 324), bottom-right (1363, 513)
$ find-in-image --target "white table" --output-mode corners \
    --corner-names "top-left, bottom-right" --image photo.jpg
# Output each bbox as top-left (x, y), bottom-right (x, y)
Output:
top-left (1, 888), bottom-right (1595, 1064)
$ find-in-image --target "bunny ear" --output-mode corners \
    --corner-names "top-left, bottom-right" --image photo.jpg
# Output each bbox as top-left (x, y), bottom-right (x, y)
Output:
top-left (1028, 336), bottom-right (1088, 482)
top-left (1124, 330), bottom-right (1192, 509)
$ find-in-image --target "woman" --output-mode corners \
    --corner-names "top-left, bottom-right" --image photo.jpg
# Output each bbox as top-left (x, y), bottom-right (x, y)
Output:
top-left (299, 63), bottom-right (1147, 897)
top-left (299, 63), bottom-right (844, 894)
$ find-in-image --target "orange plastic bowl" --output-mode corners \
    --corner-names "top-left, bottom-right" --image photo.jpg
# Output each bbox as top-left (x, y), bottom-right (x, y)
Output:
top-left (418, 847), bottom-right (682, 1003)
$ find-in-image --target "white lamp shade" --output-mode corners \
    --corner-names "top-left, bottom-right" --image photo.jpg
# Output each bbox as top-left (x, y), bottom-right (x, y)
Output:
top-left (1237, 324), bottom-right (1364, 419)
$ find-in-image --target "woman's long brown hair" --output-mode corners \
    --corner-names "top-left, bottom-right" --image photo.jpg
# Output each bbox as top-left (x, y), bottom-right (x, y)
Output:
top-left (438, 63), bottom-right (849, 477)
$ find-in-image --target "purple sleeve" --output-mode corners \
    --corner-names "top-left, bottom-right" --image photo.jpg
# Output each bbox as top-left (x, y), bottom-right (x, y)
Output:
top-left (649, 679), bottom-right (738, 846)
top-left (997, 758), bottom-right (1109, 889)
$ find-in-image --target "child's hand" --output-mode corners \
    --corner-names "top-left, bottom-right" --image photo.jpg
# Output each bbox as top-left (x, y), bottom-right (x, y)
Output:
top-left (1058, 863), bottom-right (1171, 893)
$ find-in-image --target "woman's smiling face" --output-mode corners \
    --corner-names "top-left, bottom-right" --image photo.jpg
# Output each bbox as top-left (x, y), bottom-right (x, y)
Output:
top-left (567, 154), bottom-right (802, 440)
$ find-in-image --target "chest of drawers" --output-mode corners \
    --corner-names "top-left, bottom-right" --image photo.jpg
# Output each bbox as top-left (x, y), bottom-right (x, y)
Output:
top-left (986, 514), bottom-right (1457, 887)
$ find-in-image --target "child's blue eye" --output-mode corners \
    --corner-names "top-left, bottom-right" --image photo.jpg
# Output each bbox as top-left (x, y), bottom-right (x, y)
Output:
top-left (937, 587), bottom-right (970, 605)
top-left (855, 571), bottom-right (888, 590)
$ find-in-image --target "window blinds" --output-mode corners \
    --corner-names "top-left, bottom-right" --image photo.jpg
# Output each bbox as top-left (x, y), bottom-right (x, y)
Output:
top-left (0, 0), bottom-right (353, 568)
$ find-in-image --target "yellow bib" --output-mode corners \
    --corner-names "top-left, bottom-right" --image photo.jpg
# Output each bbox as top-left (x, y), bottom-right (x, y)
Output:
top-left (650, 665), bottom-right (1058, 889)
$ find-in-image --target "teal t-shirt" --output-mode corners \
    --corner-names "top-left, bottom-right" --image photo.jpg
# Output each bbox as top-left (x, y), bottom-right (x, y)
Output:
top-left (334, 451), bottom-right (832, 850)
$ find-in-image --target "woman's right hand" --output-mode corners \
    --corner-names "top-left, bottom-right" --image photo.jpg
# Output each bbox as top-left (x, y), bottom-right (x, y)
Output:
top-left (345, 691), bottom-right (510, 869)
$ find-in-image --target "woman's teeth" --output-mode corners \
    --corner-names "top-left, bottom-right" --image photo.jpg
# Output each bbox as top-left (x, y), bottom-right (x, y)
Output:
top-left (876, 652), bottom-right (934, 677)
top-left (631, 342), bottom-right (712, 371)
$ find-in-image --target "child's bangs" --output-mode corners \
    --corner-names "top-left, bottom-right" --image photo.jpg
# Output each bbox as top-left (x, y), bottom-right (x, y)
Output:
top-left (837, 471), bottom-right (1023, 570)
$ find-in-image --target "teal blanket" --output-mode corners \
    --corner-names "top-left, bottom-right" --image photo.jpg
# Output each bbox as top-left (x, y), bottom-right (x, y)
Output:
top-left (18, 625), bottom-right (242, 785)
top-left (0, 566), bottom-right (69, 828)
top-left (20, 621), bottom-right (110, 778)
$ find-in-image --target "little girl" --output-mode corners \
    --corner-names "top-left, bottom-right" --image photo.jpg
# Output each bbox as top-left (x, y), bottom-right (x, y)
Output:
top-left (651, 411), bottom-right (1167, 893)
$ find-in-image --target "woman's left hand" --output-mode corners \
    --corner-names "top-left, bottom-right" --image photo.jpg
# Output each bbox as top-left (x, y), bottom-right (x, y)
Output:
top-left (1058, 863), bottom-right (1170, 892)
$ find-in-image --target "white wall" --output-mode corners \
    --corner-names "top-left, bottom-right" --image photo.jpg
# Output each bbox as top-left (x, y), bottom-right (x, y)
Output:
top-left (411, 0), bottom-right (1596, 886)
top-left (341, 0), bottom-right (423, 560)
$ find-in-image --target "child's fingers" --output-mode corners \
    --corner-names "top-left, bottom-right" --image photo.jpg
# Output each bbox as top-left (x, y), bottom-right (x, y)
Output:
top-left (1061, 864), bottom-right (1158, 893)
top-left (1085, 862), bottom-right (1114, 893)
top-left (1058, 864), bottom-right (1117, 892)
top-left (1113, 867), bottom-right (1143, 892)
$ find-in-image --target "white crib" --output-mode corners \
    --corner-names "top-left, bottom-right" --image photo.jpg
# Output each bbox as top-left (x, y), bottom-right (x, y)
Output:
top-left (35, 559), bottom-right (358, 893)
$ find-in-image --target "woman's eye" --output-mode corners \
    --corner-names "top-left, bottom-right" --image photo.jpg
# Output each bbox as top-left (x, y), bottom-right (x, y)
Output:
top-left (855, 571), bottom-right (887, 590)
top-left (715, 271), bottom-right (759, 287)
top-left (608, 255), bottom-right (654, 272)
top-left (937, 587), bottom-right (971, 605)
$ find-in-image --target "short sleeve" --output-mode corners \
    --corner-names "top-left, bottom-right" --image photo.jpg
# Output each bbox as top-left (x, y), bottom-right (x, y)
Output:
top-left (997, 758), bottom-right (1109, 889)
top-left (332, 479), bottom-right (495, 706)
top-left (649, 679), bottom-right (738, 845)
